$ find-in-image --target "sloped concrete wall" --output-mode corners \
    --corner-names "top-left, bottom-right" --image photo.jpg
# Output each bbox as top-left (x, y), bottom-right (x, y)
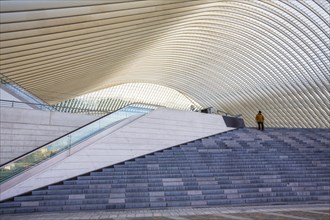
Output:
top-left (0, 107), bottom-right (97, 164)
top-left (223, 116), bottom-right (245, 128)
top-left (0, 87), bottom-right (33, 108)
top-left (0, 108), bottom-right (234, 201)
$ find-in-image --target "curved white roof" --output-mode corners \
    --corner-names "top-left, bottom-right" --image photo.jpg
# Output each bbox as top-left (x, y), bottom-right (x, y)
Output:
top-left (0, 0), bottom-right (329, 127)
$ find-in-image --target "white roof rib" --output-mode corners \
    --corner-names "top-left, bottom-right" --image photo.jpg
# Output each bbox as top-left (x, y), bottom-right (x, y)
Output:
top-left (0, 0), bottom-right (329, 128)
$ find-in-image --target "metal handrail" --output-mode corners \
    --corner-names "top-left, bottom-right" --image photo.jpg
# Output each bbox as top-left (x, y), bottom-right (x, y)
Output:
top-left (198, 106), bottom-right (242, 118)
top-left (0, 99), bottom-right (166, 116)
top-left (0, 99), bottom-right (109, 115)
top-left (217, 110), bottom-right (242, 118)
top-left (0, 76), bottom-right (51, 108)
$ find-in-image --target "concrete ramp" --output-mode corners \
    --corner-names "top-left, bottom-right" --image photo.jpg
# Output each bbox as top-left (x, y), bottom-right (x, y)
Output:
top-left (0, 108), bottom-right (233, 201)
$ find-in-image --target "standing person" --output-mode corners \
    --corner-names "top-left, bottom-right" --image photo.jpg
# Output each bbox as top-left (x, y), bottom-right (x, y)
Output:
top-left (255, 111), bottom-right (265, 130)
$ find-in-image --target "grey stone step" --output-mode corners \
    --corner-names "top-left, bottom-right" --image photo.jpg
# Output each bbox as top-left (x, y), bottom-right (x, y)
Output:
top-left (109, 169), bottom-right (330, 174)
top-left (28, 187), bottom-right (330, 201)
top-left (20, 182), bottom-right (330, 203)
top-left (1, 194), bottom-right (330, 214)
top-left (108, 164), bottom-right (330, 171)
top-left (31, 184), bottom-right (330, 196)
top-left (106, 162), bottom-right (330, 169)
top-left (66, 175), bottom-right (330, 186)
top-left (59, 177), bottom-right (330, 188)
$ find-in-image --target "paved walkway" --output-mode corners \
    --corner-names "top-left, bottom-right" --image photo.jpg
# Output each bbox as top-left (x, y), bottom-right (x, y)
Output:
top-left (1, 204), bottom-right (329, 220)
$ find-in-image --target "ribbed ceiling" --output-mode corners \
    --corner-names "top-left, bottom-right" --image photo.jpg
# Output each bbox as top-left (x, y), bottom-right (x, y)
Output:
top-left (0, 0), bottom-right (329, 128)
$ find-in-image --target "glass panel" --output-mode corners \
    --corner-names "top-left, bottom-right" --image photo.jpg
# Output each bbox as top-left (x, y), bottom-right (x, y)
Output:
top-left (0, 104), bottom-right (157, 183)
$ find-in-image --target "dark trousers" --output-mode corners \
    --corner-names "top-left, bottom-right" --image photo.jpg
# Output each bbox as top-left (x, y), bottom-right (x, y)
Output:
top-left (258, 122), bottom-right (264, 130)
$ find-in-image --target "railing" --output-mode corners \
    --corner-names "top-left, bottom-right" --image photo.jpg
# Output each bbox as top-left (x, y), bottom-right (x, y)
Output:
top-left (198, 106), bottom-right (242, 118)
top-left (1, 99), bottom-right (54, 111)
top-left (0, 99), bottom-right (162, 116)
top-left (0, 99), bottom-right (109, 115)
top-left (0, 104), bottom-right (158, 183)
top-left (0, 76), bottom-right (52, 110)
top-left (217, 110), bottom-right (242, 118)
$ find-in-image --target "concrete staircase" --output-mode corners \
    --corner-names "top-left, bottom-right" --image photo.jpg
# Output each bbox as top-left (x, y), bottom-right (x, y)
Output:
top-left (1, 128), bottom-right (329, 213)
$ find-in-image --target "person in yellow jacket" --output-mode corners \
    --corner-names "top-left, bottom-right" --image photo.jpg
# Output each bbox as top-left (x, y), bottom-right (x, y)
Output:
top-left (256, 111), bottom-right (265, 130)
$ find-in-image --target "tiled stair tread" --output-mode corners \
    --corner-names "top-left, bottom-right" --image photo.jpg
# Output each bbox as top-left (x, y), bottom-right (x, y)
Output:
top-left (30, 185), bottom-right (330, 195)
top-left (57, 181), bottom-right (330, 189)
top-left (1, 128), bottom-right (329, 213)
top-left (127, 154), bottom-right (330, 158)
top-left (107, 167), bottom-right (330, 172)
top-left (4, 193), bottom-right (330, 206)
top-left (108, 165), bottom-right (330, 170)
top-left (105, 167), bottom-right (330, 171)
top-left (80, 172), bottom-right (330, 177)
top-left (126, 159), bottom-right (330, 162)
top-left (98, 166), bottom-right (330, 173)
top-left (114, 160), bottom-right (330, 165)
top-left (114, 160), bottom-right (330, 166)
top-left (43, 182), bottom-right (330, 194)
top-left (119, 158), bottom-right (330, 163)
top-left (99, 168), bottom-right (330, 173)
top-left (106, 165), bottom-right (330, 170)
top-left (20, 182), bottom-right (330, 199)
top-left (13, 193), bottom-right (329, 204)
top-left (6, 199), bottom-right (329, 211)
top-left (99, 165), bottom-right (330, 170)
top-left (42, 188), bottom-right (329, 196)
top-left (13, 187), bottom-right (330, 198)
top-left (70, 175), bottom-right (330, 183)
top-left (80, 172), bottom-right (330, 180)
top-left (1, 195), bottom-right (330, 214)
top-left (62, 177), bottom-right (330, 185)
top-left (94, 169), bottom-right (330, 175)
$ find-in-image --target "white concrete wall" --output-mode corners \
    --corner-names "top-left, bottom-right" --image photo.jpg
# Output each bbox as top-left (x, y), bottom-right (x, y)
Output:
top-left (0, 108), bottom-right (234, 201)
top-left (0, 88), bottom-right (33, 109)
top-left (0, 107), bottom-right (98, 164)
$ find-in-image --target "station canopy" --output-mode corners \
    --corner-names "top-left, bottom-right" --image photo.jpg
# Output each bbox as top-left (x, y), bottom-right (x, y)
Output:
top-left (0, 0), bottom-right (329, 128)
